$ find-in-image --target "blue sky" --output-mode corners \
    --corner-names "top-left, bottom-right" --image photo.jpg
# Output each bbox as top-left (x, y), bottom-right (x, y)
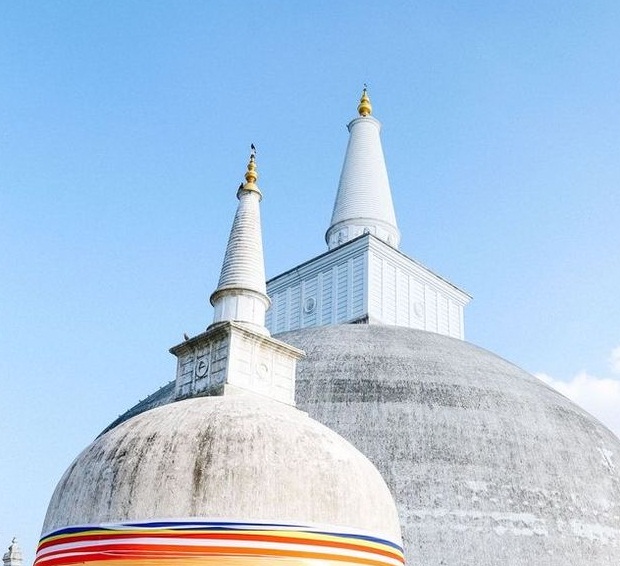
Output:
top-left (1, 2), bottom-right (620, 563)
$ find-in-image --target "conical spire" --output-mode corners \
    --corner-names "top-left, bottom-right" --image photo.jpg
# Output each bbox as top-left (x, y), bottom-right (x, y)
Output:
top-left (171, 146), bottom-right (303, 404)
top-left (325, 88), bottom-right (400, 250)
top-left (210, 148), bottom-right (271, 335)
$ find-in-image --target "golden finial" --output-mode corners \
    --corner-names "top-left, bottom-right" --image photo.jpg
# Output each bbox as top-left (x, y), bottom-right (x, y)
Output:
top-left (357, 85), bottom-right (372, 116)
top-left (239, 144), bottom-right (260, 195)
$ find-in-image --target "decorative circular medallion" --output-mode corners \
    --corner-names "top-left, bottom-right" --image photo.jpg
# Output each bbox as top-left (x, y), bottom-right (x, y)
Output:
top-left (303, 297), bottom-right (316, 314)
top-left (256, 362), bottom-right (270, 380)
top-left (195, 358), bottom-right (209, 378)
top-left (413, 302), bottom-right (424, 318)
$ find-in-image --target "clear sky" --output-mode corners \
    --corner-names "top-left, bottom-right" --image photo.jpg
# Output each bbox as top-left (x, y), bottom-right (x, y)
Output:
top-left (1, 2), bottom-right (620, 563)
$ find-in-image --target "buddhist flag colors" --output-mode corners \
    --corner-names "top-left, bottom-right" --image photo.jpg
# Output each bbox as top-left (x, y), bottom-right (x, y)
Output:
top-left (35, 520), bottom-right (405, 566)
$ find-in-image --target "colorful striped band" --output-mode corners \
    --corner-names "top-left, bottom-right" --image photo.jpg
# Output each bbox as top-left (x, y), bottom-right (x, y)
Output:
top-left (35, 520), bottom-right (405, 566)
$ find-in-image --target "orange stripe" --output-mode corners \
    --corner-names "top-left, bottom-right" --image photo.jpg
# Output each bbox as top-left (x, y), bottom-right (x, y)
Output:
top-left (39, 558), bottom-right (382, 566)
top-left (38, 533), bottom-right (401, 562)
top-left (37, 543), bottom-right (402, 566)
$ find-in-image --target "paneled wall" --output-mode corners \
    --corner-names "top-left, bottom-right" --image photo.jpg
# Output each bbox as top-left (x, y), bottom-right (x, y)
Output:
top-left (266, 235), bottom-right (469, 339)
top-left (266, 240), bottom-right (367, 334)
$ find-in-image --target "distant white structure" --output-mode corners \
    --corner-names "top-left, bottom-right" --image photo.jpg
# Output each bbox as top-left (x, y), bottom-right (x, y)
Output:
top-left (267, 89), bottom-right (471, 338)
top-left (2, 539), bottom-right (22, 566)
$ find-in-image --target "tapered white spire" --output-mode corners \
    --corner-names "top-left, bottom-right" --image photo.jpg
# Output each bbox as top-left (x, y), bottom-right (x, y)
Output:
top-left (326, 88), bottom-right (400, 250)
top-left (210, 149), bottom-right (271, 335)
top-left (172, 147), bottom-right (303, 405)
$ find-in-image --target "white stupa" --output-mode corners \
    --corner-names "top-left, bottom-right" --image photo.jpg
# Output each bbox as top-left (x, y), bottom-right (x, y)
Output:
top-left (36, 91), bottom-right (620, 566)
top-left (35, 150), bottom-right (405, 566)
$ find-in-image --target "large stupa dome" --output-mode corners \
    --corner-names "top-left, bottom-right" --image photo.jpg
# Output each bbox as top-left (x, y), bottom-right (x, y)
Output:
top-left (90, 324), bottom-right (620, 564)
top-left (279, 325), bottom-right (620, 565)
top-left (38, 394), bottom-right (404, 566)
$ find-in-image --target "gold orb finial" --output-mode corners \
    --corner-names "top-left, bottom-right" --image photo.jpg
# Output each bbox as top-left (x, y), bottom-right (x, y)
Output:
top-left (245, 154), bottom-right (258, 185)
top-left (357, 86), bottom-right (372, 116)
top-left (239, 144), bottom-right (260, 195)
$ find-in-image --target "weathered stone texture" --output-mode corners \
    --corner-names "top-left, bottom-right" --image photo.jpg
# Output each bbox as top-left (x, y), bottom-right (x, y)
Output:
top-left (99, 324), bottom-right (620, 564)
top-left (279, 325), bottom-right (620, 566)
top-left (44, 394), bottom-right (402, 543)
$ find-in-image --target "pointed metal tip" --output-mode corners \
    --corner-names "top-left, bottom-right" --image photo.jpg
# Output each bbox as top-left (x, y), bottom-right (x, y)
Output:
top-left (358, 87), bottom-right (372, 116)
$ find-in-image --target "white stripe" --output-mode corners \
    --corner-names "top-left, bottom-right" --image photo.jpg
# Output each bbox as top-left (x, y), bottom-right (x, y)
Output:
top-left (37, 537), bottom-right (402, 566)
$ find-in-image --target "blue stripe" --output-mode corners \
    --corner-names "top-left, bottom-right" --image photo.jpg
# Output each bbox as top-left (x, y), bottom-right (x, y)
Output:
top-left (40, 520), bottom-right (403, 553)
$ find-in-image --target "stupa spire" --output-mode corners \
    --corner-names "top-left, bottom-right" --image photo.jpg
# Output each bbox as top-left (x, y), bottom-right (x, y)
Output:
top-left (210, 147), bottom-right (271, 335)
top-left (325, 88), bottom-right (400, 250)
top-left (172, 145), bottom-right (303, 405)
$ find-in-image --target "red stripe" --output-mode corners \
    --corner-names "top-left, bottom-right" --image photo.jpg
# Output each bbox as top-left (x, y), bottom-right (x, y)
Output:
top-left (36, 542), bottom-right (403, 566)
top-left (38, 532), bottom-right (401, 562)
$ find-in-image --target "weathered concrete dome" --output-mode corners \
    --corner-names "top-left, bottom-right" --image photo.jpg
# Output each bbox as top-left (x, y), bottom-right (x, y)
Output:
top-left (90, 325), bottom-right (620, 565)
top-left (276, 325), bottom-right (620, 566)
top-left (42, 394), bottom-right (402, 544)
